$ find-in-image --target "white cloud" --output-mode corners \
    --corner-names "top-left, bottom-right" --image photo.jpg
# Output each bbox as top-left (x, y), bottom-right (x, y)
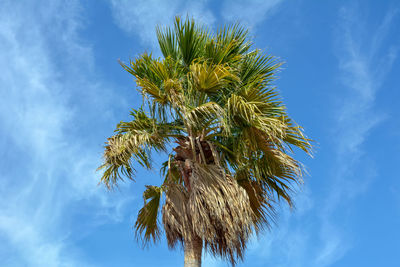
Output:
top-left (110, 0), bottom-right (215, 50)
top-left (221, 0), bottom-right (284, 29)
top-left (314, 6), bottom-right (399, 266)
top-left (225, 5), bottom-right (398, 267)
top-left (109, 0), bottom-right (284, 51)
top-left (109, 0), bottom-right (288, 62)
top-left (0, 0), bottom-right (134, 266)
top-left (0, 216), bottom-right (86, 267)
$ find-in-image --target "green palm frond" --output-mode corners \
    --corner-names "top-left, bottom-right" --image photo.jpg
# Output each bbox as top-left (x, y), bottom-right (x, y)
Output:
top-left (205, 23), bottom-right (250, 65)
top-left (135, 185), bottom-right (163, 245)
top-left (239, 52), bottom-right (282, 88)
top-left (136, 77), bottom-right (168, 103)
top-left (156, 25), bottom-right (179, 60)
top-left (226, 94), bottom-right (286, 140)
top-left (283, 118), bottom-right (313, 154)
top-left (98, 134), bottom-right (148, 189)
top-left (185, 102), bottom-right (225, 135)
top-left (99, 109), bottom-right (183, 189)
top-left (189, 62), bottom-right (236, 93)
top-left (175, 17), bottom-right (209, 67)
top-left (120, 53), bottom-right (159, 83)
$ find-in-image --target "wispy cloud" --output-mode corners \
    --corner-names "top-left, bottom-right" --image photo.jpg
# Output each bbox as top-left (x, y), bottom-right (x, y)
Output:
top-left (315, 5), bottom-right (398, 266)
top-left (110, 0), bottom-right (215, 50)
top-left (109, 0), bottom-right (285, 54)
top-left (218, 4), bottom-right (398, 267)
top-left (221, 0), bottom-right (284, 29)
top-left (0, 0), bottom-right (134, 266)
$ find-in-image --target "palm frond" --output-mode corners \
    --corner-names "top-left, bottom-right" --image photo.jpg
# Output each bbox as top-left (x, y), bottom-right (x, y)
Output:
top-left (185, 102), bottom-right (225, 135)
top-left (189, 62), bottom-right (237, 93)
top-left (162, 182), bottom-right (189, 249)
top-left (189, 163), bottom-right (254, 265)
top-left (98, 134), bottom-right (148, 189)
top-left (163, 162), bottom-right (255, 265)
top-left (239, 53), bottom-right (282, 88)
top-left (156, 25), bottom-right (179, 60)
top-left (175, 17), bottom-right (209, 67)
top-left (236, 177), bottom-right (276, 231)
top-left (135, 185), bottom-right (163, 245)
top-left (99, 109), bottom-right (183, 188)
top-left (226, 94), bottom-right (287, 140)
top-left (205, 23), bottom-right (250, 64)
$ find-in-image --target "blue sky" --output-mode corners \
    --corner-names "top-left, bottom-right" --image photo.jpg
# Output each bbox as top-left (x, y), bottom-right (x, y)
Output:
top-left (1, 0), bottom-right (399, 266)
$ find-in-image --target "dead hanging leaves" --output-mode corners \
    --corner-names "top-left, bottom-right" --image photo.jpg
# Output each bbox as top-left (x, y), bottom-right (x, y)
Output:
top-left (163, 160), bottom-right (255, 265)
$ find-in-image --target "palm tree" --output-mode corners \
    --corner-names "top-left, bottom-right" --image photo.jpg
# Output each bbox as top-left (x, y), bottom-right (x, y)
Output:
top-left (98, 17), bottom-right (312, 267)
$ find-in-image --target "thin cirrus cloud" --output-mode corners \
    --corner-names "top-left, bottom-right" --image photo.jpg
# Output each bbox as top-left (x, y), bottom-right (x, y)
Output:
top-left (221, 0), bottom-right (284, 28)
top-left (109, 0), bottom-right (283, 50)
top-left (220, 5), bottom-right (398, 267)
top-left (1, 1), bottom-right (396, 267)
top-left (110, 0), bottom-right (215, 50)
top-left (0, 0), bottom-right (134, 266)
top-left (315, 6), bottom-right (398, 267)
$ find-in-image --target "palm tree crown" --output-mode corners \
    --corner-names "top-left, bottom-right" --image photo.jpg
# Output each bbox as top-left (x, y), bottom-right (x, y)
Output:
top-left (98, 17), bottom-right (312, 266)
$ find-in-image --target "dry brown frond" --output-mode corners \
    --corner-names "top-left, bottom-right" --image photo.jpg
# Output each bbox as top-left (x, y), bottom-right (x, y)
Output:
top-left (162, 183), bottom-right (189, 248)
top-left (162, 161), bottom-right (255, 265)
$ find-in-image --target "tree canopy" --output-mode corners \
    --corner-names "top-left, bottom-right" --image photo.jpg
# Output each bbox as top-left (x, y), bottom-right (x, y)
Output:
top-left (98, 17), bottom-right (312, 266)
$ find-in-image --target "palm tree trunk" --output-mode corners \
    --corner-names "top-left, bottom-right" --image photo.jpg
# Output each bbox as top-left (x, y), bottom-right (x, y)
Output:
top-left (184, 235), bottom-right (202, 267)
